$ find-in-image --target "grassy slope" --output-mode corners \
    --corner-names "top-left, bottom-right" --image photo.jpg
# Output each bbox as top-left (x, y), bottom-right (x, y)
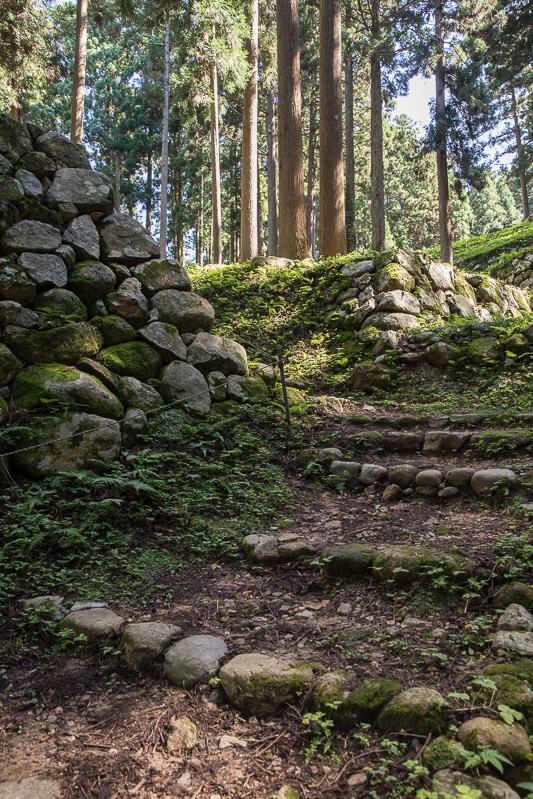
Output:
top-left (427, 220), bottom-right (533, 272)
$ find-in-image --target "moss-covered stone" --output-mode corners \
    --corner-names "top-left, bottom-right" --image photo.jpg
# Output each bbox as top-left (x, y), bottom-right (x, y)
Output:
top-left (34, 288), bottom-right (87, 319)
top-left (226, 375), bottom-right (269, 403)
top-left (467, 337), bottom-right (501, 365)
top-left (18, 197), bottom-right (61, 227)
top-left (350, 362), bottom-right (391, 392)
top-left (314, 673), bottom-right (402, 728)
top-left (321, 544), bottom-right (375, 576)
top-left (422, 737), bottom-right (466, 773)
top-left (372, 545), bottom-right (470, 586)
top-left (12, 363), bottom-right (124, 419)
top-left (219, 653), bottom-right (314, 717)
top-left (494, 584), bottom-right (533, 613)
top-left (377, 262), bottom-right (415, 293)
top-left (458, 717), bottom-right (533, 765)
top-left (3, 322), bottom-right (102, 365)
top-left (0, 257), bottom-right (36, 305)
top-left (0, 342), bottom-right (20, 387)
top-left (377, 687), bottom-right (449, 736)
top-left (99, 342), bottom-right (162, 382)
top-left (348, 430), bottom-right (386, 450)
top-left (67, 260), bottom-right (115, 305)
top-left (210, 400), bottom-right (239, 417)
top-left (90, 314), bottom-right (137, 346)
top-left (470, 430), bottom-right (533, 453)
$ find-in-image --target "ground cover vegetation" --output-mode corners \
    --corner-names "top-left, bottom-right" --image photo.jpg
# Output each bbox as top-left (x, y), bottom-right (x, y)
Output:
top-left (1, 0), bottom-right (533, 797)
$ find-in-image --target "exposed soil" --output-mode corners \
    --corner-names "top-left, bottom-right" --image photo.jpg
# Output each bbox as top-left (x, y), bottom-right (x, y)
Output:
top-left (1, 480), bottom-right (529, 799)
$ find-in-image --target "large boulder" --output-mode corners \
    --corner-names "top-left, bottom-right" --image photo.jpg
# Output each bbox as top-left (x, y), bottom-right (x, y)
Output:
top-left (133, 258), bottom-right (191, 294)
top-left (350, 362), bottom-right (390, 391)
top-left (0, 116), bottom-right (33, 158)
top-left (150, 290), bottom-right (215, 333)
top-left (116, 376), bottom-right (164, 412)
top-left (18, 252), bottom-right (67, 289)
top-left (99, 213), bottom-right (159, 264)
top-left (165, 635), bottom-right (228, 688)
top-left (471, 469), bottom-right (517, 496)
top-left (4, 322), bottom-right (102, 364)
top-left (99, 342), bottom-right (162, 383)
top-left (362, 311), bottom-right (420, 331)
top-left (0, 300), bottom-right (39, 329)
top-left (160, 362), bottom-right (211, 413)
top-left (376, 290), bottom-right (421, 315)
top-left (0, 343), bottom-right (20, 386)
top-left (0, 258), bottom-right (36, 305)
top-left (45, 168), bottom-right (114, 214)
top-left (1, 220), bottom-right (61, 254)
top-left (18, 150), bottom-right (56, 179)
top-left (186, 332), bottom-right (248, 375)
top-left (105, 277), bottom-right (150, 328)
top-left (12, 363), bottom-right (124, 419)
top-left (35, 131), bottom-right (91, 168)
top-left (14, 168), bottom-right (43, 200)
top-left (377, 263), bottom-right (415, 293)
top-left (138, 321), bottom-right (187, 362)
top-left (219, 653), bottom-right (314, 717)
top-left (9, 412), bottom-right (122, 477)
top-left (90, 314), bottom-right (137, 346)
top-left (68, 260), bottom-right (115, 305)
top-left (34, 288), bottom-right (87, 318)
top-left (63, 214), bottom-right (100, 260)
top-left (0, 175), bottom-right (24, 203)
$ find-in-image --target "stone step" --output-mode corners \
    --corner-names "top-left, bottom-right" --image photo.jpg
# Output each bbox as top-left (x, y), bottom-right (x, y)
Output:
top-left (300, 450), bottom-right (531, 500)
top-left (344, 428), bottom-right (533, 456)
top-left (348, 411), bottom-right (533, 431)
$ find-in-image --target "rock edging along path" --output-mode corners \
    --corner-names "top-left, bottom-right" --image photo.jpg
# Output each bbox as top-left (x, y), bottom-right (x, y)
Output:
top-left (0, 113), bottom-right (270, 477)
top-left (17, 593), bottom-right (533, 799)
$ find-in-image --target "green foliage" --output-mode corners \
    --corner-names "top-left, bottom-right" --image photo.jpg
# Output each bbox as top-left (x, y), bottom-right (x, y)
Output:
top-left (0, 404), bottom-right (291, 606)
top-left (428, 220), bottom-right (533, 273)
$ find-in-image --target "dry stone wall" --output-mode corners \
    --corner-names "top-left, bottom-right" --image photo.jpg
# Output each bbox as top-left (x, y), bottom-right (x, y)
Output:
top-left (328, 249), bottom-right (531, 337)
top-left (0, 114), bottom-right (255, 477)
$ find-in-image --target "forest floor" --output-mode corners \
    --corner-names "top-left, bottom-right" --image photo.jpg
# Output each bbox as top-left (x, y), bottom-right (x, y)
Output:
top-left (1, 396), bottom-right (532, 799)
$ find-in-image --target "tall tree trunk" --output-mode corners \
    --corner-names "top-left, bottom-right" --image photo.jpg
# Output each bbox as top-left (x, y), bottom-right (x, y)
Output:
top-left (199, 170), bottom-right (204, 266)
top-left (210, 62), bottom-right (222, 263)
top-left (9, 100), bottom-right (19, 121)
top-left (370, 0), bottom-right (385, 252)
top-left (241, 0), bottom-right (259, 261)
top-left (146, 152), bottom-right (153, 233)
top-left (160, 13), bottom-right (170, 258)
top-left (511, 85), bottom-right (530, 221)
top-left (319, 0), bottom-right (346, 257)
top-left (229, 148), bottom-right (236, 262)
top-left (114, 152), bottom-right (121, 213)
top-left (266, 89), bottom-right (278, 256)
top-left (306, 102), bottom-right (318, 259)
top-left (435, 0), bottom-right (452, 263)
top-left (345, 0), bottom-right (355, 252)
top-left (276, 0), bottom-right (310, 259)
top-left (257, 157), bottom-right (264, 255)
top-left (71, 0), bottom-right (88, 144)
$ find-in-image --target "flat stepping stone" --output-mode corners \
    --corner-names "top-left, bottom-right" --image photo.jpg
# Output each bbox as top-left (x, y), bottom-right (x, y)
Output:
top-left (57, 608), bottom-right (123, 643)
top-left (321, 545), bottom-right (375, 576)
top-left (120, 622), bottom-right (181, 670)
top-left (372, 546), bottom-right (469, 586)
top-left (219, 653), bottom-right (314, 717)
top-left (165, 635), bottom-right (228, 688)
top-left (0, 776), bottom-right (61, 799)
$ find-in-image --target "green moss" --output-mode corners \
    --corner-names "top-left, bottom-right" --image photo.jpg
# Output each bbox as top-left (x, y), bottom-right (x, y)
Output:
top-left (377, 688), bottom-right (449, 736)
top-left (377, 262), bottom-right (416, 292)
top-left (211, 400), bottom-right (239, 417)
top-left (483, 660), bottom-right (533, 683)
top-left (422, 736), bottom-right (466, 772)
top-left (0, 343), bottom-right (20, 385)
top-left (372, 546), bottom-right (469, 586)
top-left (348, 430), bottom-right (386, 449)
top-left (18, 197), bottom-right (61, 227)
top-left (91, 315), bottom-right (137, 346)
top-left (100, 342), bottom-right (162, 382)
top-left (239, 666), bottom-right (313, 717)
top-left (3, 322), bottom-right (102, 365)
top-left (12, 363), bottom-right (124, 420)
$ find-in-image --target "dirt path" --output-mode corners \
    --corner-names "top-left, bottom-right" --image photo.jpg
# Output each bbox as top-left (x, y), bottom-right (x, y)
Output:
top-left (0, 484), bottom-right (523, 799)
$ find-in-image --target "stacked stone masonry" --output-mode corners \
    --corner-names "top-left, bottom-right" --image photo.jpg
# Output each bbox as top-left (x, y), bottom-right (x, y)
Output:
top-left (0, 114), bottom-right (259, 476)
